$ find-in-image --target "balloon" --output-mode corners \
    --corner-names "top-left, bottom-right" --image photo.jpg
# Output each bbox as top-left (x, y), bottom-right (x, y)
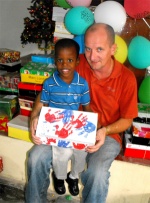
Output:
top-left (114, 35), bottom-right (128, 64)
top-left (64, 6), bottom-right (94, 35)
top-left (73, 35), bottom-right (85, 54)
top-left (56, 0), bottom-right (72, 9)
top-left (124, 0), bottom-right (150, 19)
top-left (128, 36), bottom-right (150, 69)
top-left (138, 77), bottom-right (150, 104)
top-left (94, 1), bottom-right (127, 32)
top-left (66, 0), bottom-right (92, 7)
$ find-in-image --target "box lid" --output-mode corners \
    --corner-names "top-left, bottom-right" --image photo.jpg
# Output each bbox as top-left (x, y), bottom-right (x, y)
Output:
top-left (7, 115), bottom-right (29, 130)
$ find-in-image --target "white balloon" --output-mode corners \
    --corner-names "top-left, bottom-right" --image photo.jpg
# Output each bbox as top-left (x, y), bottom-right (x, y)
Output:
top-left (94, 1), bottom-right (127, 32)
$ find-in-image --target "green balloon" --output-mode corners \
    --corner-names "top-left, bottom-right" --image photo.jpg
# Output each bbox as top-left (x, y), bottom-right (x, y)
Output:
top-left (138, 77), bottom-right (150, 104)
top-left (56, 0), bottom-right (72, 8)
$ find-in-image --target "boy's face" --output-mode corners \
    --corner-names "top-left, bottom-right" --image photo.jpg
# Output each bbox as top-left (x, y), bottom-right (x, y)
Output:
top-left (55, 46), bottom-right (79, 83)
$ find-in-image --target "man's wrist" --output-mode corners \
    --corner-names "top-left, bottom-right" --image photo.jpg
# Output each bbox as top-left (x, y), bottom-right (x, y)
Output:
top-left (97, 126), bottom-right (110, 135)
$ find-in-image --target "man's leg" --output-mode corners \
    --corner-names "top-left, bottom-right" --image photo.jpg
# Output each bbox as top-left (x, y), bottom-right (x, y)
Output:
top-left (81, 136), bottom-right (121, 203)
top-left (25, 144), bottom-right (52, 203)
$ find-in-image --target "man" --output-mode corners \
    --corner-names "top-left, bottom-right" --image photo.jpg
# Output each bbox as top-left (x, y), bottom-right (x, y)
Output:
top-left (25, 23), bottom-right (138, 203)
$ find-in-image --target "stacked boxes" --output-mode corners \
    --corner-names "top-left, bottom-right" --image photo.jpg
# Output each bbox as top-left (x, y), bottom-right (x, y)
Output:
top-left (31, 55), bottom-right (54, 65)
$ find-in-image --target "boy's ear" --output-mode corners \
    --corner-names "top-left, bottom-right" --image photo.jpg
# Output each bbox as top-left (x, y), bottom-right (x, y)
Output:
top-left (76, 57), bottom-right (80, 65)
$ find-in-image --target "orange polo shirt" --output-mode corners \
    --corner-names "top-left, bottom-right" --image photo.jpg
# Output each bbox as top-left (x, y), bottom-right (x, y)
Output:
top-left (76, 54), bottom-right (138, 144)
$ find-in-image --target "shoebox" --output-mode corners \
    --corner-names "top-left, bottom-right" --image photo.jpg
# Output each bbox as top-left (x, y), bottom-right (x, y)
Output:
top-left (31, 54), bottom-right (54, 65)
top-left (18, 96), bottom-right (35, 117)
top-left (18, 82), bottom-right (42, 98)
top-left (132, 103), bottom-right (150, 138)
top-left (20, 62), bottom-right (56, 84)
top-left (0, 95), bottom-right (19, 119)
top-left (0, 48), bottom-right (20, 64)
top-left (0, 112), bottom-right (9, 133)
top-left (0, 71), bottom-right (20, 92)
top-left (124, 134), bottom-right (150, 159)
top-left (7, 115), bottom-right (32, 142)
top-left (52, 7), bottom-right (70, 22)
top-left (36, 106), bottom-right (98, 150)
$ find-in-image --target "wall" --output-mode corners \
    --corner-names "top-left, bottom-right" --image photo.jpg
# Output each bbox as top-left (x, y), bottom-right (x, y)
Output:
top-left (0, 0), bottom-right (44, 57)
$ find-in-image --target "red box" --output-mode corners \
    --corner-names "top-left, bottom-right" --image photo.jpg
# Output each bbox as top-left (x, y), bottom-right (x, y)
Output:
top-left (124, 134), bottom-right (150, 159)
top-left (18, 82), bottom-right (42, 98)
top-left (19, 96), bottom-right (35, 117)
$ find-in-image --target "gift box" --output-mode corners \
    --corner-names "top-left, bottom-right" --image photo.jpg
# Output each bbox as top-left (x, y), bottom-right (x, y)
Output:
top-left (18, 82), bottom-right (42, 97)
top-left (7, 115), bottom-right (32, 142)
top-left (0, 112), bottom-right (9, 132)
top-left (132, 103), bottom-right (150, 138)
top-left (52, 7), bottom-right (69, 22)
top-left (36, 106), bottom-right (98, 150)
top-left (0, 95), bottom-right (19, 119)
top-left (20, 62), bottom-right (56, 84)
top-left (54, 22), bottom-right (71, 34)
top-left (31, 55), bottom-right (54, 65)
top-left (0, 48), bottom-right (20, 64)
top-left (0, 71), bottom-right (20, 92)
top-left (124, 134), bottom-right (150, 159)
top-left (18, 96), bottom-right (35, 116)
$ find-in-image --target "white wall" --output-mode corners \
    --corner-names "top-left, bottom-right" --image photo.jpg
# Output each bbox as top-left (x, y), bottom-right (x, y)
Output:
top-left (0, 0), bottom-right (45, 57)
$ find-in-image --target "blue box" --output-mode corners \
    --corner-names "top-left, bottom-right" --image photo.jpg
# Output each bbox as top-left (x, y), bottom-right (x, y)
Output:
top-left (31, 55), bottom-right (54, 64)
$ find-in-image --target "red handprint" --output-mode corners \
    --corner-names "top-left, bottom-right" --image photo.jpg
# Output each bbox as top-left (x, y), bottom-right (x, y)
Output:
top-left (46, 138), bottom-right (56, 145)
top-left (71, 113), bottom-right (88, 128)
top-left (45, 109), bottom-right (63, 123)
top-left (55, 123), bottom-right (73, 138)
top-left (73, 143), bottom-right (86, 150)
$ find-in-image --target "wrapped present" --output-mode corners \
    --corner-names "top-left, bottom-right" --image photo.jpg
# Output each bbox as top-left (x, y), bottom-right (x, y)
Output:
top-left (0, 71), bottom-right (20, 92)
top-left (132, 103), bottom-right (150, 138)
top-left (31, 55), bottom-right (54, 64)
top-left (7, 115), bottom-right (32, 142)
top-left (36, 106), bottom-right (98, 150)
top-left (0, 112), bottom-right (9, 132)
top-left (0, 48), bottom-right (20, 64)
top-left (20, 62), bottom-right (56, 84)
top-left (0, 95), bottom-right (19, 119)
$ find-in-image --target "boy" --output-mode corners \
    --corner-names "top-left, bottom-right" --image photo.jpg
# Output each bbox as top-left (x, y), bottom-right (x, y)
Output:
top-left (40, 38), bottom-right (96, 196)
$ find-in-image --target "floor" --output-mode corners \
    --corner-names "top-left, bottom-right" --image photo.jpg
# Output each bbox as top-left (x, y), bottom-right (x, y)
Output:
top-left (0, 183), bottom-right (80, 203)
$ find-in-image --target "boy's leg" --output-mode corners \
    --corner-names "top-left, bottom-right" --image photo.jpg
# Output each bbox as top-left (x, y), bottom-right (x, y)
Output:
top-left (25, 144), bottom-right (52, 203)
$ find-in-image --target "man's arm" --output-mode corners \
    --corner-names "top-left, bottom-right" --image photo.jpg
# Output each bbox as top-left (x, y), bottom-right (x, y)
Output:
top-left (30, 92), bottom-right (43, 145)
top-left (86, 118), bottom-right (133, 153)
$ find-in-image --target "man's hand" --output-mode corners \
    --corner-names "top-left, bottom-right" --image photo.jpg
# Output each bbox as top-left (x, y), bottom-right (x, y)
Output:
top-left (86, 127), bottom-right (106, 153)
top-left (30, 116), bottom-right (42, 145)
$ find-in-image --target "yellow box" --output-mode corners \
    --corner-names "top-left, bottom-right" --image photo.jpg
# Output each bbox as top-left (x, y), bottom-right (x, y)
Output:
top-left (7, 115), bottom-right (32, 142)
top-left (21, 73), bottom-right (48, 84)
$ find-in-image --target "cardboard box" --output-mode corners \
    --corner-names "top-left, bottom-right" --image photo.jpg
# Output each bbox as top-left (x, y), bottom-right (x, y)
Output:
top-left (0, 48), bottom-right (20, 64)
top-left (19, 96), bottom-right (35, 117)
top-left (20, 62), bottom-right (56, 84)
top-left (36, 106), bottom-right (98, 150)
top-left (31, 55), bottom-right (54, 65)
top-left (7, 115), bottom-right (32, 142)
top-left (55, 22), bottom-right (71, 34)
top-left (132, 103), bottom-right (150, 138)
top-left (0, 95), bottom-right (19, 119)
top-left (52, 7), bottom-right (69, 22)
top-left (18, 82), bottom-right (42, 97)
top-left (124, 134), bottom-right (150, 159)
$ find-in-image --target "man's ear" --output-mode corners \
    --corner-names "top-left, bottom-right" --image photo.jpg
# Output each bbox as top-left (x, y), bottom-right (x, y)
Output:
top-left (111, 43), bottom-right (117, 56)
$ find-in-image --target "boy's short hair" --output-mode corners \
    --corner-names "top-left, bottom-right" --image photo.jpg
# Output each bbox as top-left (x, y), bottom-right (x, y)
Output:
top-left (55, 38), bottom-right (80, 57)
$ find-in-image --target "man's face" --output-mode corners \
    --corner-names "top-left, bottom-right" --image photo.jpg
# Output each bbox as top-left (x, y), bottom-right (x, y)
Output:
top-left (84, 29), bottom-right (116, 71)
